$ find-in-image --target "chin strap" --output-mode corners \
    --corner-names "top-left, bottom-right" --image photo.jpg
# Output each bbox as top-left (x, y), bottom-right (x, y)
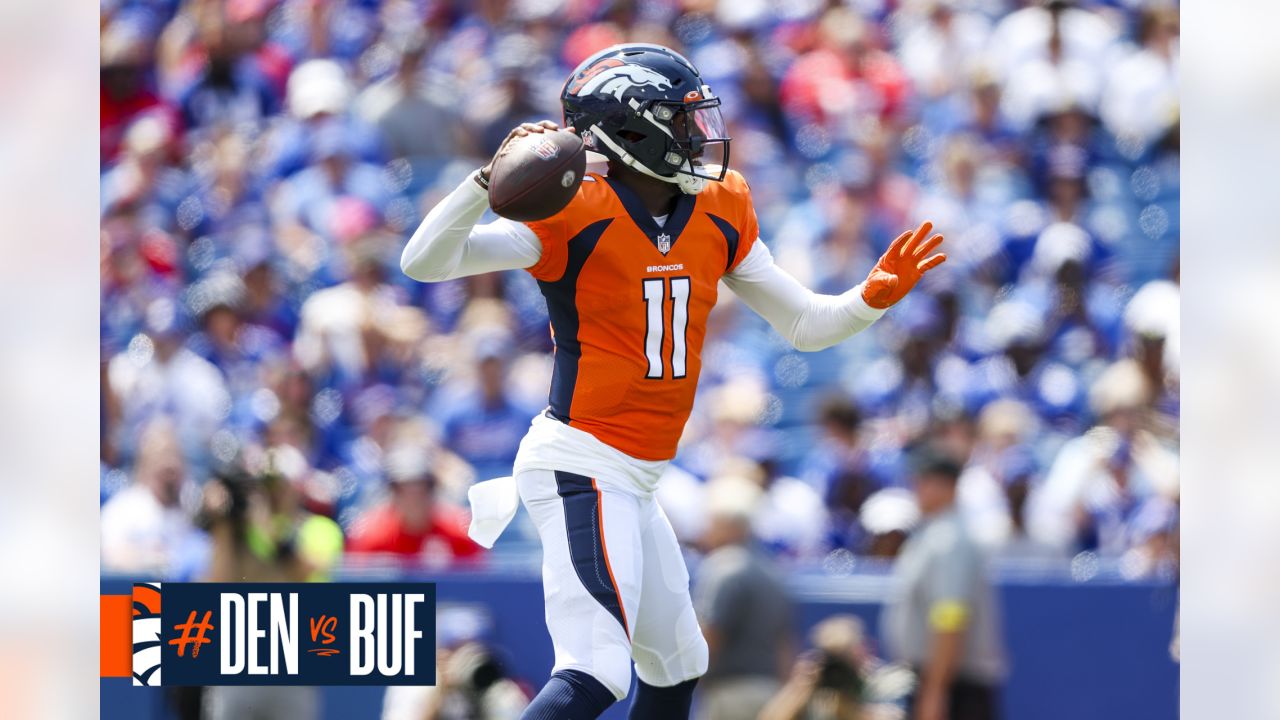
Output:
top-left (588, 125), bottom-right (708, 195)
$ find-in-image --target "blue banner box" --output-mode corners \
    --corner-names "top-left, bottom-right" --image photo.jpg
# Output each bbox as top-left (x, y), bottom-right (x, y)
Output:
top-left (138, 582), bottom-right (437, 686)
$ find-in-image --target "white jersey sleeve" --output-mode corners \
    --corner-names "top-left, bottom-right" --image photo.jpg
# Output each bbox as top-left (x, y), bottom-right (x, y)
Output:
top-left (399, 171), bottom-right (543, 282)
top-left (722, 240), bottom-right (886, 351)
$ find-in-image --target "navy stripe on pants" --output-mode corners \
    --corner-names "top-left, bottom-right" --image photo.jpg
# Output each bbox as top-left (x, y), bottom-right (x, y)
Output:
top-left (553, 470), bottom-right (629, 636)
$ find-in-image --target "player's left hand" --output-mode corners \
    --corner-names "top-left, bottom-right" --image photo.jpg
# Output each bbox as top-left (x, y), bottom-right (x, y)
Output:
top-left (861, 221), bottom-right (947, 309)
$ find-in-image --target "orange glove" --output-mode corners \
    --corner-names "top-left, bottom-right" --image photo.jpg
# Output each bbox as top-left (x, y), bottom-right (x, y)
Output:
top-left (861, 221), bottom-right (947, 309)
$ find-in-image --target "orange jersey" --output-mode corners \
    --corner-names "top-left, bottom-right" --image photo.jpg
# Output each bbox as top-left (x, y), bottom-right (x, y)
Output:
top-left (524, 169), bottom-right (759, 461)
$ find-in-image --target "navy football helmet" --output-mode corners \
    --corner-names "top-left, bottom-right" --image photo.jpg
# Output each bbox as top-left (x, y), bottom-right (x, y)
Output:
top-left (561, 44), bottom-right (730, 195)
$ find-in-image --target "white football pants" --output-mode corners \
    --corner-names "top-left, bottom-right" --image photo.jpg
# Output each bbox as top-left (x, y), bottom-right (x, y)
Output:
top-left (516, 468), bottom-right (709, 700)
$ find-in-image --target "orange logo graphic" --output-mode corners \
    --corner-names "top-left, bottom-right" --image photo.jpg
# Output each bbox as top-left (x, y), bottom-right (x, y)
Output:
top-left (308, 615), bottom-right (340, 656)
top-left (169, 610), bottom-right (214, 658)
top-left (566, 58), bottom-right (624, 95)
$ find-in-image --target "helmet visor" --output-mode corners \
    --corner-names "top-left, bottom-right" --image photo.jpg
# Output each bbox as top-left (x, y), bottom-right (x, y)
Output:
top-left (668, 101), bottom-right (730, 181)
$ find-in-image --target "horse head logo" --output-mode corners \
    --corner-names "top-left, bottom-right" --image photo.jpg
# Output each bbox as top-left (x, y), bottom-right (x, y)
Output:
top-left (569, 60), bottom-right (673, 102)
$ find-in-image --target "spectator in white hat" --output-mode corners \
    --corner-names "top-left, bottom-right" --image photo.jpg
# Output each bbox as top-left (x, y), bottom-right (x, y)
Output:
top-left (1026, 359), bottom-right (1178, 553)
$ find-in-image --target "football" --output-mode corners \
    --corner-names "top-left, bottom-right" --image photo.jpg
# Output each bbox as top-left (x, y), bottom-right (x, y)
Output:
top-left (488, 129), bottom-right (586, 222)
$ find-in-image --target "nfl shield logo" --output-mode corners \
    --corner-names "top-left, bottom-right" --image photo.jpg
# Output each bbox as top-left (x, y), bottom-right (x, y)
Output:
top-left (530, 139), bottom-right (560, 161)
top-left (656, 233), bottom-right (672, 254)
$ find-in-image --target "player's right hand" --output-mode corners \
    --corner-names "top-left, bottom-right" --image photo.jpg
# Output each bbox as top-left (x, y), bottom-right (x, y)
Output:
top-left (480, 120), bottom-right (575, 179)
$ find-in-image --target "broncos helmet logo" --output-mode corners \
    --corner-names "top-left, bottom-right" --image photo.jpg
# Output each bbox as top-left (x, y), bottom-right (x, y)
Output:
top-left (568, 59), bottom-right (673, 102)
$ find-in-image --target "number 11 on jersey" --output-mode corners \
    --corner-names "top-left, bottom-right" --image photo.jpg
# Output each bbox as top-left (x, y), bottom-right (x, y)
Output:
top-left (642, 277), bottom-right (690, 380)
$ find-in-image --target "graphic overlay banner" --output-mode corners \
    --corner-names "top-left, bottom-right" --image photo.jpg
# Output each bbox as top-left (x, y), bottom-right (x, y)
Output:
top-left (105, 583), bottom-right (436, 686)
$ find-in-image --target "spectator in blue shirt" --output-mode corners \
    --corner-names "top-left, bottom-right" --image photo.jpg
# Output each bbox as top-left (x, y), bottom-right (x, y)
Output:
top-left (436, 332), bottom-right (535, 483)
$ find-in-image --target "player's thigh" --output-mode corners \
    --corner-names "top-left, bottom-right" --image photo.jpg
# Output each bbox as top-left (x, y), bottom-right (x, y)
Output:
top-left (630, 498), bottom-right (709, 686)
top-left (517, 469), bottom-right (643, 698)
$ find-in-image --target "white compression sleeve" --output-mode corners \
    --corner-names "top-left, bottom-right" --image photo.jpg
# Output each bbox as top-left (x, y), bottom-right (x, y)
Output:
top-left (722, 241), bottom-right (887, 352)
top-left (399, 170), bottom-right (542, 282)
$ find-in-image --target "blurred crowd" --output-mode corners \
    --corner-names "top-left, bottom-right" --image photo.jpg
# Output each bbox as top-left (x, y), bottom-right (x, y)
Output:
top-left (100, 0), bottom-right (1180, 584)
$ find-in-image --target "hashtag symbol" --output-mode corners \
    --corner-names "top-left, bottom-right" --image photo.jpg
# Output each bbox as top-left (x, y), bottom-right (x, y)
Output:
top-left (169, 610), bottom-right (215, 658)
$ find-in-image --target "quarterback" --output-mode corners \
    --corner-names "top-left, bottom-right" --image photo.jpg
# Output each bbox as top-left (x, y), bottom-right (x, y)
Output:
top-left (401, 44), bottom-right (946, 720)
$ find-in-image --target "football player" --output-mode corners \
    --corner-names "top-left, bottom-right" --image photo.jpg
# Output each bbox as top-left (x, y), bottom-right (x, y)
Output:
top-left (401, 44), bottom-right (946, 720)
